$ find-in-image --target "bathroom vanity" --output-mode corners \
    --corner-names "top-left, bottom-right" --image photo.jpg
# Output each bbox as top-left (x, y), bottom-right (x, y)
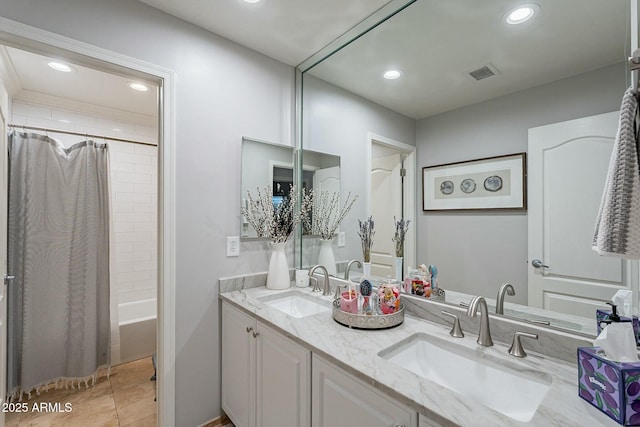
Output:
top-left (219, 278), bottom-right (619, 427)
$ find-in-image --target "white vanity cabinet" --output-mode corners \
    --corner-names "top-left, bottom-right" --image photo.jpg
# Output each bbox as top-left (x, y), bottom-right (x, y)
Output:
top-left (312, 354), bottom-right (418, 427)
top-left (419, 413), bottom-right (446, 427)
top-left (221, 302), bottom-right (311, 427)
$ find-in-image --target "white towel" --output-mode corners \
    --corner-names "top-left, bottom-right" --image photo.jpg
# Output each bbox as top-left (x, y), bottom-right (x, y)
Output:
top-left (593, 87), bottom-right (640, 259)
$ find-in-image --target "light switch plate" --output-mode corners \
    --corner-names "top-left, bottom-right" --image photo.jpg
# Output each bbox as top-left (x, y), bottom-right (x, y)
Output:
top-left (338, 231), bottom-right (346, 247)
top-left (227, 236), bottom-right (240, 257)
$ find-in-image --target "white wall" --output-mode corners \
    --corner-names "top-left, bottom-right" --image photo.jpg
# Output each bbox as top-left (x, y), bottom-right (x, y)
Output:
top-left (416, 63), bottom-right (627, 304)
top-left (0, 1), bottom-right (294, 425)
top-left (302, 75), bottom-right (415, 266)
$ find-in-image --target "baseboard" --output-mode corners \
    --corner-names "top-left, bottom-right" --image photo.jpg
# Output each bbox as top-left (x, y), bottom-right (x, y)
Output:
top-left (198, 414), bottom-right (231, 427)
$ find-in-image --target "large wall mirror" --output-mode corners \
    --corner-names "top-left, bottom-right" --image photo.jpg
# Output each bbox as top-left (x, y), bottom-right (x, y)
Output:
top-left (298, 0), bottom-right (638, 338)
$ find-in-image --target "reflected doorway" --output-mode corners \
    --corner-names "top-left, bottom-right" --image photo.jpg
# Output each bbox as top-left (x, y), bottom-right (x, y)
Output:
top-left (368, 134), bottom-right (416, 279)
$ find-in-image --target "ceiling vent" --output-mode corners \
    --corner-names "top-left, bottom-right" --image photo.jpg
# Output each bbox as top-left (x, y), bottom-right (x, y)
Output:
top-left (468, 64), bottom-right (499, 81)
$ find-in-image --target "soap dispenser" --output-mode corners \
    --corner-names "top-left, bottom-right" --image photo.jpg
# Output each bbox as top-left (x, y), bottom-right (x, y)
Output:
top-left (599, 302), bottom-right (621, 330)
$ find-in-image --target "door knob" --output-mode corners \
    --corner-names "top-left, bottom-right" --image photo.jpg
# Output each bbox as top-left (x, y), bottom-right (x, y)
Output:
top-left (531, 259), bottom-right (549, 269)
top-left (4, 274), bottom-right (15, 285)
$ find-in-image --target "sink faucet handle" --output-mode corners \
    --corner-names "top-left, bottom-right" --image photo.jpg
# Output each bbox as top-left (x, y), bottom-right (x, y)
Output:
top-left (441, 311), bottom-right (464, 338)
top-left (333, 282), bottom-right (346, 299)
top-left (509, 331), bottom-right (538, 358)
top-left (310, 276), bottom-right (321, 293)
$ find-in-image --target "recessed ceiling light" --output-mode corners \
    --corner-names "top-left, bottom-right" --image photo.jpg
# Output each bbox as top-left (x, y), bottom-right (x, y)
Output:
top-left (505, 3), bottom-right (540, 25)
top-left (129, 82), bottom-right (149, 92)
top-left (383, 69), bottom-right (402, 80)
top-left (243, 0), bottom-right (260, 3)
top-left (47, 61), bottom-right (74, 73)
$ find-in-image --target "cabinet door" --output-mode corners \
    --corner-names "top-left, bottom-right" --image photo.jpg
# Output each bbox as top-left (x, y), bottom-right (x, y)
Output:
top-left (256, 321), bottom-right (310, 427)
top-left (419, 413), bottom-right (445, 427)
top-left (312, 354), bottom-right (417, 427)
top-left (222, 303), bottom-right (256, 427)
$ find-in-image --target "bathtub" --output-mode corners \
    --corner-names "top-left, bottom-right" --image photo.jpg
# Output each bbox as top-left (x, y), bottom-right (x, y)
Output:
top-left (118, 298), bottom-right (157, 364)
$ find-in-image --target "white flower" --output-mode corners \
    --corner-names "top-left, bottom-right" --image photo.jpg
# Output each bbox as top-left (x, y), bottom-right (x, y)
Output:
top-left (303, 189), bottom-right (357, 240)
top-left (241, 185), bottom-right (302, 243)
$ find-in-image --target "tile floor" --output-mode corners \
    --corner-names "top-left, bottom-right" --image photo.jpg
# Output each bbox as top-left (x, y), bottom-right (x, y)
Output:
top-left (5, 357), bottom-right (156, 427)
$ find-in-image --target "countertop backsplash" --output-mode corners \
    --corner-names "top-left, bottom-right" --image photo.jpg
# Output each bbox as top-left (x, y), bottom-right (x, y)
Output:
top-left (401, 295), bottom-right (593, 364)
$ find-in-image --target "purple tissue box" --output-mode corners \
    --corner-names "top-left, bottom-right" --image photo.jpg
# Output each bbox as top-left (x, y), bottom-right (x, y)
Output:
top-left (578, 347), bottom-right (640, 425)
top-left (596, 310), bottom-right (640, 346)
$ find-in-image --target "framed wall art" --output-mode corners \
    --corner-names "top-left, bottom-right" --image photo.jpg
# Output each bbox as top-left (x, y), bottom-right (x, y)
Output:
top-left (422, 153), bottom-right (526, 211)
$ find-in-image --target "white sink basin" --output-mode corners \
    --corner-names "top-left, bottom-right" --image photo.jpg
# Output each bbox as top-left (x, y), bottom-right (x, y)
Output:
top-left (259, 291), bottom-right (330, 318)
top-left (379, 333), bottom-right (553, 422)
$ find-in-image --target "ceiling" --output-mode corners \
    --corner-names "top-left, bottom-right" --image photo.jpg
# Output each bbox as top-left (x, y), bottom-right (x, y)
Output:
top-left (0, 0), bottom-right (631, 122)
top-left (0, 0), bottom-right (394, 122)
top-left (307, 0), bottom-right (630, 119)
top-left (1, 46), bottom-right (158, 118)
top-left (137, 0), bottom-right (394, 66)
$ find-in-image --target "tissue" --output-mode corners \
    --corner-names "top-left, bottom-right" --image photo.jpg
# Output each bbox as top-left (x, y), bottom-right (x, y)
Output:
top-left (593, 322), bottom-right (638, 362)
top-left (613, 290), bottom-right (633, 317)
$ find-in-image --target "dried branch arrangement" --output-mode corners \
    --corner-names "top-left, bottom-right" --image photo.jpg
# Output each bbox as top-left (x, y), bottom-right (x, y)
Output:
top-left (392, 216), bottom-right (411, 258)
top-left (304, 189), bottom-right (357, 240)
top-left (358, 216), bottom-right (375, 262)
top-left (241, 185), bottom-right (302, 243)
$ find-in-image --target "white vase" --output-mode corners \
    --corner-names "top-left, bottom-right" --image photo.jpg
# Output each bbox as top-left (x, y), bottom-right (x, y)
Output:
top-left (317, 238), bottom-right (337, 276)
top-left (363, 261), bottom-right (371, 279)
top-left (266, 242), bottom-right (290, 290)
top-left (394, 256), bottom-right (403, 283)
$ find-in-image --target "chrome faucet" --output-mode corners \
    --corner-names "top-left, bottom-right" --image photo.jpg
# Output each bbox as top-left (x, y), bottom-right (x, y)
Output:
top-left (495, 283), bottom-right (515, 315)
top-left (309, 265), bottom-right (331, 296)
top-left (344, 259), bottom-right (362, 281)
top-left (466, 296), bottom-right (493, 347)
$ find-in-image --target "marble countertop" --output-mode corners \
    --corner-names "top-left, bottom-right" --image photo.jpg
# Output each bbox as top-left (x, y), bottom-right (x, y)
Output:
top-left (219, 285), bottom-right (618, 427)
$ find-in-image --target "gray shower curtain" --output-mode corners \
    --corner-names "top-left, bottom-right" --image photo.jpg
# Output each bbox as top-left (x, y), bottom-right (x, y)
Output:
top-left (7, 130), bottom-right (111, 399)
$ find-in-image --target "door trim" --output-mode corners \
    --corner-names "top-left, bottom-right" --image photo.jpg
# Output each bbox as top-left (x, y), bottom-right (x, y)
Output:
top-left (0, 17), bottom-right (176, 426)
top-left (366, 132), bottom-right (416, 272)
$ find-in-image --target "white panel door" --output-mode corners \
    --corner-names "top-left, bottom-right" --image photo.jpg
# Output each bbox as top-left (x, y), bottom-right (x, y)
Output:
top-left (314, 166), bottom-right (340, 196)
top-left (370, 153), bottom-right (402, 278)
top-left (528, 111), bottom-right (633, 317)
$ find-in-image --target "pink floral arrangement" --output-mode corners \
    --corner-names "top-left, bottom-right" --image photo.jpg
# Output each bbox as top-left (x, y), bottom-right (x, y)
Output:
top-left (378, 284), bottom-right (400, 314)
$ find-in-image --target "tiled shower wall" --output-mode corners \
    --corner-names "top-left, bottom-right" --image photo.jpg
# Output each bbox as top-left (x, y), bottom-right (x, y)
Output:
top-left (11, 100), bottom-right (158, 305)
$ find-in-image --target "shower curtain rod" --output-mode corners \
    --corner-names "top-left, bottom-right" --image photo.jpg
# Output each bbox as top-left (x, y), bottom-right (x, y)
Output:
top-left (8, 124), bottom-right (157, 147)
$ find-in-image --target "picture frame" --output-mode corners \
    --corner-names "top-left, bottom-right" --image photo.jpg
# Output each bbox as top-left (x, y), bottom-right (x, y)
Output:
top-left (422, 153), bottom-right (527, 211)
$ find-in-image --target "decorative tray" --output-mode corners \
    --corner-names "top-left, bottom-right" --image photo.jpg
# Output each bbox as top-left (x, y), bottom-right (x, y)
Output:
top-left (331, 298), bottom-right (404, 330)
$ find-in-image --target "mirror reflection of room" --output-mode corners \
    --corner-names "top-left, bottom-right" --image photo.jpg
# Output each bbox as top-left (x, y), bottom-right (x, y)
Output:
top-left (300, 0), bottom-right (634, 337)
top-left (240, 137), bottom-right (341, 239)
